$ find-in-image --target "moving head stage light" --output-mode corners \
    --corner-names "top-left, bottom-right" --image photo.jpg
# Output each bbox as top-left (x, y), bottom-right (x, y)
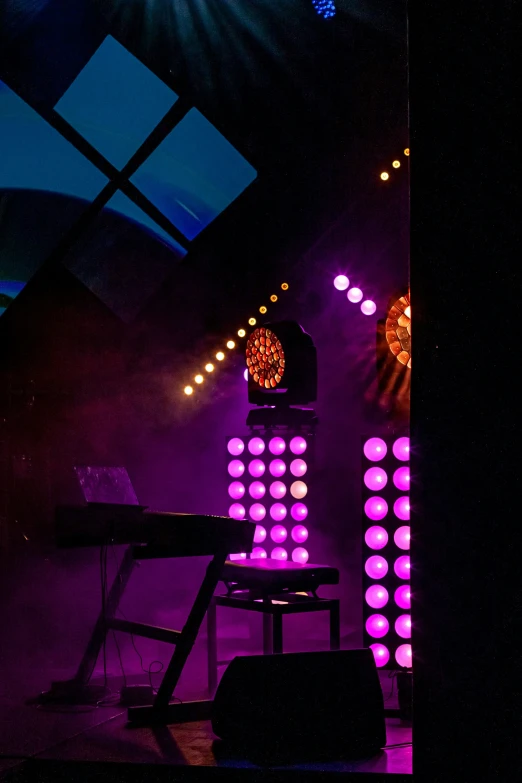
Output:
top-left (246, 321), bottom-right (317, 407)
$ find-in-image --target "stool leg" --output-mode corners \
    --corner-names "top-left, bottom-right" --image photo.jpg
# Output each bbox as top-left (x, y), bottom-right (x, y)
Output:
top-left (273, 613), bottom-right (283, 654)
top-left (207, 600), bottom-right (218, 695)
top-left (262, 612), bottom-right (273, 654)
top-left (330, 600), bottom-right (340, 651)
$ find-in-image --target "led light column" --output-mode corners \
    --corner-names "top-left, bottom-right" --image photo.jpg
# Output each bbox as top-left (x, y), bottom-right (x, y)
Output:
top-left (226, 434), bottom-right (312, 562)
top-left (362, 435), bottom-right (411, 669)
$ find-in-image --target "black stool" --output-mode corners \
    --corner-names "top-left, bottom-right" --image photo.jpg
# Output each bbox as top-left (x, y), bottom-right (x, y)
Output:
top-left (207, 559), bottom-right (340, 695)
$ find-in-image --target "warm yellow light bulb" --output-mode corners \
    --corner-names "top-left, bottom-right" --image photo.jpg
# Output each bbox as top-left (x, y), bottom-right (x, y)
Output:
top-left (404, 306), bottom-right (411, 318)
top-left (248, 317), bottom-right (256, 326)
top-left (205, 363), bottom-right (214, 372)
top-left (281, 283), bottom-right (289, 291)
top-left (226, 340), bottom-right (235, 349)
top-left (216, 351), bottom-right (225, 361)
top-left (270, 294), bottom-right (278, 302)
top-left (393, 160), bottom-right (401, 169)
top-left (194, 374), bottom-right (204, 384)
top-left (404, 148), bottom-right (410, 156)
top-left (184, 386), bottom-right (193, 396)
top-left (237, 329), bottom-right (246, 337)
top-left (380, 172), bottom-right (390, 181)
top-left (259, 306), bottom-right (267, 314)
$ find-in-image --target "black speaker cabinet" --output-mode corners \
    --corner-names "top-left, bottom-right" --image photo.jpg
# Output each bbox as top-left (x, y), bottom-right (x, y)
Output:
top-left (211, 649), bottom-right (386, 761)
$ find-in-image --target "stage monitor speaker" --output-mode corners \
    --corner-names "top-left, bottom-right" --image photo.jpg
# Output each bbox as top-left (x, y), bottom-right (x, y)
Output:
top-left (211, 649), bottom-right (385, 761)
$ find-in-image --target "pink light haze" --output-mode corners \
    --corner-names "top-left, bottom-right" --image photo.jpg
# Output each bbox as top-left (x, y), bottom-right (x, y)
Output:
top-left (366, 614), bottom-right (389, 639)
top-left (249, 481), bottom-right (266, 499)
top-left (395, 643), bottom-right (412, 668)
top-left (229, 503), bottom-right (246, 520)
top-left (393, 437), bottom-right (410, 461)
top-left (253, 525), bottom-right (267, 543)
top-left (291, 502), bottom-right (308, 521)
top-left (394, 496), bottom-right (410, 521)
top-left (394, 526), bottom-right (410, 550)
top-left (364, 467), bottom-right (388, 491)
top-left (370, 643), bottom-right (390, 667)
top-left (395, 585), bottom-right (411, 609)
top-left (365, 555), bottom-right (388, 579)
top-left (291, 524), bottom-right (308, 543)
top-left (227, 438), bottom-right (245, 456)
top-left (365, 585), bottom-right (389, 609)
top-left (248, 459), bottom-right (265, 477)
top-left (364, 496), bottom-right (388, 521)
top-left (393, 466), bottom-right (410, 491)
top-left (270, 524), bottom-right (287, 543)
top-left (365, 526), bottom-right (389, 550)
top-left (270, 503), bottom-right (287, 521)
top-left (394, 555), bottom-right (411, 579)
top-left (269, 459), bottom-right (286, 477)
top-left (271, 547), bottom-right (288, 561)
top-left (249, 503), bottom-right (266, 522)
top-left (289, 437), bottom-right (307, 455)
top-left (364, 438), bottom-right (387, 461)
top-left (292, 547), bottom-right (309, 563)
top-left (395, 614), bottom-right (412, 639)
top-left (228, 460), bottom-right (245, 478)
top-left (290, 459), bottom-right (307, 477)
top-left (228, 481), bottom-right (245, 500)
top-left (269, 437), bottom-right (286, 455)
top-left (248, 437), bottom-right (265, 455)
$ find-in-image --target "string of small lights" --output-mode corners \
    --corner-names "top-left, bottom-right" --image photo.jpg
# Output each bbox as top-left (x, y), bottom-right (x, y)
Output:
top-left (380, 148), bottom-right (409, 182)
top-left (182, 282), bottom-right (290, 396)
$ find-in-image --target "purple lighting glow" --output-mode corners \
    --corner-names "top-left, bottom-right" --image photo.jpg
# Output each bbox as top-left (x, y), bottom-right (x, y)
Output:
top-left (248, 459), bottom-right (265, 477)
top-left (334, 274), bottom-right (349, 291)
top-left (290, 437), bottom-right (307, 455)
top-left (393, 437), bottom-right (410, 461)
top-left (363, 438), bottom-right (387, 461)
top-left (228, 481), bottom-right (245, 500)
top-left (227, 438), bottom-right (245, 456)
top-left (370, 643), bottom-right (390, 668)
top-left (254, 525), bottom-right (267, 544)
top-left (364, 467), bottom-right (388, 491)
top-left (228, 460), bottom-right (245, 478)
top-left (290, 459), bottom-right (307, 477)
top-left (364, 496), bottom-right (389, 521)
top-left (249, 503), bottom-right (266, 522)
top-left (251, 547), bottom-right (267, 559)
top-left (270, 524), bottom-right (287, 543)
top-left (291, 524), bottom-right (308, 543)
top-left (292, 547), bottom-right (309, 564)
top-left (394, 526), bottom-right (411, 550)
top-left (395, 585), bottom-right (411, 610)
top-left (229, 503), bottom-right (246, 520)
top-left (249, 481), bottom-right (266, 499)
top-left (366, 614), bottom-right (389, 639)
top-left (394, 555), bottom-right (411, 579)
top-left (243, 369), bottom-right (248, 381)
top-left (347, 287), bottom-right (363, 303)
top-left (361, 300), bottom-right (377, 316)
top-left (248, 437), bottom-right (265, 455)
top-left (229, 552), bottom-right (247, 561)
top-left (365, 555), bottom-right (388, 579)
top-left (290, 480), bottom-right (307, 499)
top-left (291, 502), bottom-right (308, 521)
top-left (365, 585), bottom-right (389, 609)
top-left (393, 467), bottom-right (410, 491)
top-left (271, 547), bottom-right (288, 561)
top-left (269, 459), bottom-right (286, 477)
top-left (395, 614), bottom-right (412, 639)
top-left (269, 437), bottom-right (286, 455)
top-left (270, 481), bottom-right (287, 499)
top-left (270, 503), bottom-right (287, 521)
top-left (395, 643), bottom-right (412, 668)
top-left (394, 496), bottom-right (410, 521)
top-left (365, 526), bottom-right (389, 550)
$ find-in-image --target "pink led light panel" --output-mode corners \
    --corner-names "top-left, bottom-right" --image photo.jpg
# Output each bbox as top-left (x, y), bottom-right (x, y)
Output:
top-left (290, 459), bottom-right (307, 477)
top-left (394, 496), bottom-right (410, 521)
top-left (270, 503), bottom-right (287, 521)
top-left (249, 503), bottom-right (266, 522)
top-left (365, 585), bottom-right (389, 609)
top-left (395, 614), bottom-right (412, 639)
top-left (290, 437), bottom-right (307, 455)
top-left (290, 481), bottom-right (307, 499)
top-left (229, 503), bottom-right (246, 520)
top-left (269, 437), bottom-right (286, 455)
top-left (271, 547), bottom-right (288, 561)
top-left (364, 467), bottom-right (388, 491)
top-left (253, 525), bottom-right (266, 543)
top-left (394, 526), bottom-right (411, 550)
top-left (270, 524), bottom-right (287, 543)
top-left (395, 644), bottom-right (412, 668)
top-left (248, 437), bottom-right (265, 455)
top-left (229, 552), bottom-right (247, 560)
top-left (248, 459), bottom-right (265, 477)
top-left (394, 555), bottom-right (411, 579)
top-left (251, 547), bottom-right (267, 559)
top-left (292, 547), bottom-right (309, 563)
top-left (228, 482), bottom-right (245, 500)
top-left (365, 526), bottom-right (389, 550)
top-left (395, 585), bottom-right (411, 609)
top-left (227, 438), bottom-right (244, 456)
top-left (334, 275), bottom-right (349, 291)
top-left (364, 438), bottom-right (387, 461)
top-left (393, 437), bottom-right (410, 461)
top-left (291, 524), bottom-right (308, 543)
top-left (291, 503), bottom-right (308, 521)
top-left (269, 459), bottom-right (286, 477)
top-left (393, 466), bottom-right (410, 491)
top-left (365, 555), bottom-right (388, 579)
top-left (249, 481), bottom-right (266, 499)
top-left (366, 614), bottom-right (389, 639)
top-left (228, 460), bottom-right (245, 478)
top-left (370, 643), bottom-right (390, 667)
top-left (270, 481), bottom-right (286, 499)
top-left (364, 496), bottom-right (388, 521)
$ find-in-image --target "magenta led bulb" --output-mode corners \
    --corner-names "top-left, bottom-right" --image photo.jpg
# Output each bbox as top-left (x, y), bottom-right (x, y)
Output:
top-left (334, 275), bottom-right (349, 291)
top-left (228, 460), bottom-right (245, 478)
top-left (394, 555), bottom-right (411, 579)
top-left (248, 437), bottom-right (265, 455)
top-left (364, 438), bottom-right (387, 461)
top-left (370, 643), bottom-right (390, 667)
top-left (229, 503), bottom-right (246, 520)
top-left (248, 459), bottom-right (265, 477)
top-left (365, 585), bottom-right (389, 609)
top-left (393, 437), bottom-right (410, 461)
top-left (364, 496), bottom-right (388, 521)
top-left (365, 555), bottom-right (388, 579)
top-left (365, 526), bottom-right (389, 550)
top-left (227, 438), bottom-right (245, 456)
top-left (269, 437), bottom-right (286, 455)
top-left (228, 481), bottom-right (245, 500)
top-left (364, 467), bottom-right (388, 491)
top-left (366, 614), bottom-right (389, 639)
top-left (289, 437), bottom-right (307, 455)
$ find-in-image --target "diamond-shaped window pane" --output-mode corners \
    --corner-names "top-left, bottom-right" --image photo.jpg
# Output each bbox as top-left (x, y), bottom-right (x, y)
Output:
top-left (54, 36), bottom-right (178, 170)
top-left (130, 108), bottom-right (257, 240)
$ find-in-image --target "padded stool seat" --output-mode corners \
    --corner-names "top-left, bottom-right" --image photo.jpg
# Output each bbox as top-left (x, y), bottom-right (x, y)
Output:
top-left (207, 558), bottom-right (340, 695)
